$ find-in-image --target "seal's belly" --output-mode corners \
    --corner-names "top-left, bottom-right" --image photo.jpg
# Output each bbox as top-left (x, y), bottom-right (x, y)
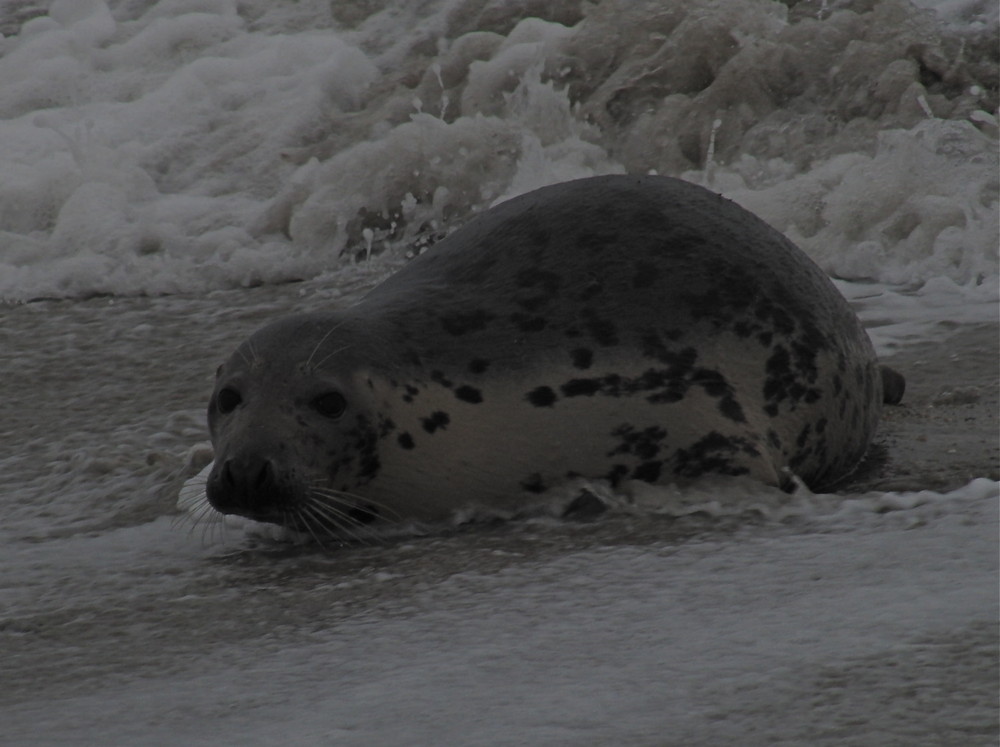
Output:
top-left (366, 344), bottom-right (879, 520)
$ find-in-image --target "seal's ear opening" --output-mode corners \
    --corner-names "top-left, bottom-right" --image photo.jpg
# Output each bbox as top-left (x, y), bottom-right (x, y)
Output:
top-left (880, 365), bottom-right (906, 405)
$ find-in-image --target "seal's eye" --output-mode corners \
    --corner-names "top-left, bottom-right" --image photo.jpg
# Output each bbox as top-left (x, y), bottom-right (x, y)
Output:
top-left (312, 391), bottom-right (347, 419)
top-left (217, 387), bottom-right (242, 414)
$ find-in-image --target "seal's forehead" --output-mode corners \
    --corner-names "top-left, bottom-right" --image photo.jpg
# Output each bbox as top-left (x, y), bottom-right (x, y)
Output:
top-left (224, 313), bottom-right (357, 373)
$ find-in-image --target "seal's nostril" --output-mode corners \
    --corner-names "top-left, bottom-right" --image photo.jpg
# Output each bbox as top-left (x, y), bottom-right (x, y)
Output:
top-left (252, 460), bottom-right (271, 489)
top-left (221, 459), bottom-right (236, 488)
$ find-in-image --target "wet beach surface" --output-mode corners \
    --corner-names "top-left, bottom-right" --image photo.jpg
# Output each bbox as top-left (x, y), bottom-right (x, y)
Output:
top-left (1, 289), bottom-right (996, 745)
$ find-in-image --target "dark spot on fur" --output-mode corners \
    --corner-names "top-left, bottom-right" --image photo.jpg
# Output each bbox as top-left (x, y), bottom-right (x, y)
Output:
top-left (605, 464), bottom-right (628, 487)
top-left (766, 345), bottom-right (791, 380)
top-left (763, 344), bottom-right (820, 410)
top-left (378, 416), bottom-right (396, 438)
top-left (718, 396), bottom-right (746, 423)
top-left (791, 341), bottom-right (819, 381)
top-left (608, 425), bottom-right (667, 461)
top-left (403, 385), bottom-right (420, 403)
top-left (632, 461), bottom-right (663, 482)
top-left (520, 473), bottom-right (547, 494)
top-left (640, 337), bottom-right (698, 373)
top-left (421, 411), bottom-right (450, 433)
top-left (359, 453), bottom-right (380, 479)
top-left (349, 417), bottom-right (380, 482)
top-left (692, 368), bottom-right (728, 397)
top-left (431, 370), bottom-right (453, 388)
top-left (582, 307), bottom-right (618, 346)
top-left (796, 424), bottom-right (812, 448)
top-left (526, 386), bottom-right (557, 407)
top-left (397, 432), bottom-right (415, 450)
top-left (468, 358), bottom-right (490, 374)
top-left (561, 378), bottom-right (606, 397)
top-left (754, 298), bottom-right (795, 336)
top-left (455, 385), bottom-right (483, 403)
top-left (570, 348), bottom-right (593, 369)
top-left (672, 431), bottom-right (754, 480)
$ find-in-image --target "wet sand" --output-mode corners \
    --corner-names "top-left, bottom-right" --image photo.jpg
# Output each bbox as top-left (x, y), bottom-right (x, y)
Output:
top-left (850, 322), bottom-right (1000, 493)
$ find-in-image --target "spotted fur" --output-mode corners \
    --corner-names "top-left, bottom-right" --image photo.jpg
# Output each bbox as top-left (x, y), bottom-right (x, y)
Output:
top-left (204, 175), bottom-right (901, 530)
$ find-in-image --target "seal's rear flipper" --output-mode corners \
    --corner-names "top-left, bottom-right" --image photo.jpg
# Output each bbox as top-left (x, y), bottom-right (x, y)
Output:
top-left (880, 365), bottom-right (906, 405)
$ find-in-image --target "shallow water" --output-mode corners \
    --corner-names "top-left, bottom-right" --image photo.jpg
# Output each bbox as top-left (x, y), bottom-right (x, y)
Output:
top-left (1, 0), bottom-right (998, 743)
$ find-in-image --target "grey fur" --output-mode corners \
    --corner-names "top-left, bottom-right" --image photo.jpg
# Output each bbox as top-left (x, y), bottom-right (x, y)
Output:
top-left (204, 175), bottom-right (901, 531)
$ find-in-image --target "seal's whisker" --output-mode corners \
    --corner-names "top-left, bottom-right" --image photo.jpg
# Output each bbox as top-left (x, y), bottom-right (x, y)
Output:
top-left (303, 502), bottom-right (366, 547)
top-left (173, 491), bottom-right (208, 531)
top-left (248, 336), bottom-right (262, 366)
top-left (305, 495), bottom-right (381, 545)
top-left (309, 484), bottom-right (403, 523)
top-left (204, 510), bottom-right (227, 546)
top-left (234, 340), bottom-right (253, 368)
top-left (309, 490), bottom-right (392, 543)
top-left (303, 320), bottom-right (349, 370)
top-left (193, 501), bottom-right (226, 545)
top-left (295, 505), bottom-right (327, 547)
top-left (307, 495), bottom-right (394, 543)
top-left (174, 492), bottom-right (229, 546)
top-left (300, 501), bottom-right (364, 545)
top-left (292, 506), bottom-right (331, 549)
top-left (312, 343), bottom-right (353, 371)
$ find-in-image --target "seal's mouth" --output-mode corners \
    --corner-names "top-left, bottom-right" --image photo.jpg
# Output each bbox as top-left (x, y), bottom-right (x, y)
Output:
top-left (214, 498), bottom-right (383, 539)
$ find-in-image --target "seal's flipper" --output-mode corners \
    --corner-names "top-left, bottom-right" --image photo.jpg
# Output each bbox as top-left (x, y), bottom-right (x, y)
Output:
top-left (880, 365), bottom-right (906, 405)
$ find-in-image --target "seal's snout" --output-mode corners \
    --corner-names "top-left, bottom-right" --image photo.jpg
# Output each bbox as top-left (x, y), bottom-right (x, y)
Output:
top-left (206, 453), bottom-right (282, 516)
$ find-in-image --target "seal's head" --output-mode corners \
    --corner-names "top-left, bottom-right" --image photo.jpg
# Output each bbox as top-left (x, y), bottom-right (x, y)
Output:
top-left (205, 313), bottom-right (386, 535)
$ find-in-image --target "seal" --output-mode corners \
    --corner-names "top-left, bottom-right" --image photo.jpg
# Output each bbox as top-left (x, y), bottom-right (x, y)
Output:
top-left (202, 175), bottom-right (903, 535)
